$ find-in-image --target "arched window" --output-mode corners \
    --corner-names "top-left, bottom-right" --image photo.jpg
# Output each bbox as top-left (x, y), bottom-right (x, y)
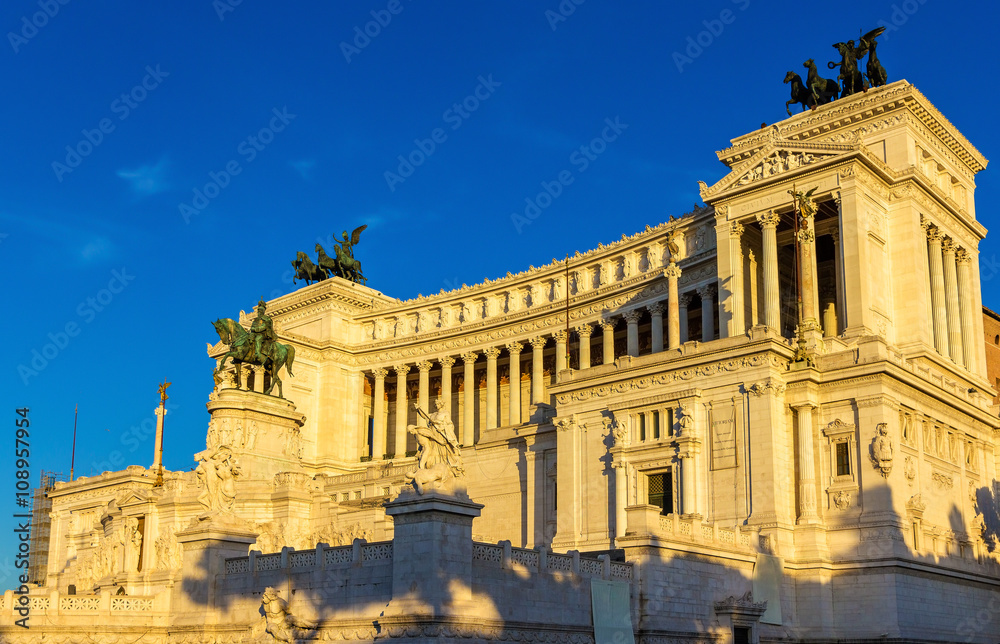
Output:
top-left (994, 334), bottom-right (999, 345)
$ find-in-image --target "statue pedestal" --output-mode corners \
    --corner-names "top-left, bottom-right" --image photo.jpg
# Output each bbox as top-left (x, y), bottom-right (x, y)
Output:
top-left (171, 516), bottom-right (257, 626)
top-left (381, 490), bottom-right (483, 618)
top-left (204, 388), bottom-right (306, 482)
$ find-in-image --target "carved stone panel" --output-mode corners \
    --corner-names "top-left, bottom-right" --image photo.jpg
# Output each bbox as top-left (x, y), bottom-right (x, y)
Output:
top-left (710, 401), bottom-right (737, 470)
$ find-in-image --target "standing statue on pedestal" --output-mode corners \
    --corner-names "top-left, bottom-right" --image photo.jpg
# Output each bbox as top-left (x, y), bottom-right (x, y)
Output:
top-left (212, 298), bottom-right (296, 397)
top-left (404, 400), bottom-right (464, 494)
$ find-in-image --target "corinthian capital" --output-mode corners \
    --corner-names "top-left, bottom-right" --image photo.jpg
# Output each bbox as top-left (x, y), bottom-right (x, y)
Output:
top-left (623, 310), bottom-right (642, 324)
top-left (664, 263), bottom-right (682, 280)
top-left (506, 341), bottom-right (524, 354)
top-left (730, 221), bottom-right (744, 237)
top-left (483, 347), bottom-right (502, 360)
top-left (756, 210), bottom-right (780, 229)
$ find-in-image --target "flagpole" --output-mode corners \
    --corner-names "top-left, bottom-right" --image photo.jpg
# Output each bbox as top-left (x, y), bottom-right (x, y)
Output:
top-left (564, 254), bottom-right (571, 368)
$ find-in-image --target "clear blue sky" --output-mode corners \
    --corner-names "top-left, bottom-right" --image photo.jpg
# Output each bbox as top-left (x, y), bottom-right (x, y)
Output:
top-left (1, 1), bottom-right (997, 587)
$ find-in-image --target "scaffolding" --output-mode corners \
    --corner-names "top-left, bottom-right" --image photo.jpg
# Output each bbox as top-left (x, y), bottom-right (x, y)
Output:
top-left (27, 470), bottom-right (66, 586)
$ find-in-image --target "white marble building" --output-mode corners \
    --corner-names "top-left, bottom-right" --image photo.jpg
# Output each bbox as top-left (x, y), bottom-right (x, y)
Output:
top-left (5, 81), bottom-right (999, 644)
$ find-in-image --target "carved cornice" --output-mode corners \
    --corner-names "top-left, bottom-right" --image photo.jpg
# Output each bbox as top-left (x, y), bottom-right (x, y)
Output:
top-left (557, 353), bottom-right (785, 404)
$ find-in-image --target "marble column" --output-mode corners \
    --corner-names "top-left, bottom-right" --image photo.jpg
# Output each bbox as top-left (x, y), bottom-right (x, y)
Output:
top-left (530, 337), bottom-right (546, 403)
top-left (624, 310), bottom-right (641, 357)
top-left (153, 406), bottom-right (166, 473)
top-left (793, 402), bottom-right (819, 524)
top-left (698, 284), bottom-right (716, 341)
top-left (832, 230), bottom-right (845, 334)
top-left (748, 250), bottom-right (759, 327)
top-left (666, 263), bottom-right (682, 349)
top-left (440, 357), bottom-right (454, 410)
top-left (614, 461), bottom-right (628, 545)
top-left (416, 360), bottom-right (432, 426)
top-left (942, 238), bottom-right (964, 365)
top-left (484, 347), bottom-right (501, 430)
top-left (600, 319), bottom-right (616, 364)
top-left (575, 325), bottom-right (593, 369)
top-left (926, 225), bottom-right (949, 356)
top-left (461, 352), bottom-right (477, 446)
top-left (648, 303), bottom-right (665, 353)
top-left (392, 364), bottom-right (410, 458)
top-left (679, 294), bottom-right (692, 343)
top-left (372, 368), bottom-right (387, 459)
top-left (681, 455), bottom-right (696, 515)
top-left (798, 215), bottom-right (819, 328)
top-left (507, 342), bottom-right (523, 425)
top-left (729, 222), bottom-right (745, 335)
top-left (756, 210), bottom-right (781, 331)
top-left (554, 330), bottom-right (569, 373)
top-left (956, 249), bottom-right (977, 372)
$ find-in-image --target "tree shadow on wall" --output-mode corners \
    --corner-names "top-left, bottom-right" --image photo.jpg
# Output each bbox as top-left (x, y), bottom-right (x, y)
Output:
top-left (972, 482), bottom-right (1000, 552)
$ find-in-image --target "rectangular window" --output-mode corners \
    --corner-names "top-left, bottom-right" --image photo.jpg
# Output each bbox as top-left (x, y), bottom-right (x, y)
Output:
top-left (733, 626), bottom-right (751, 644)
top-left (836, 442), bottom-right (851, 476)
top-left (648, 471), bottom-right (673, 515)
top-left (652, 411), bottom-right (660, 440)
top-left (638, 414), bottom-right (646, 441)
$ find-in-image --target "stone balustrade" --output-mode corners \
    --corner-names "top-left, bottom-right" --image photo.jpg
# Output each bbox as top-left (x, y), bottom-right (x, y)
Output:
top-left (470, 540), bottom-right (633, 582)
top-left (623, 505), bottom-right (760, 556)
top-left (224, 539), bottom-right (393, 575)
top-left (0, 588), bottom-right (164, 623)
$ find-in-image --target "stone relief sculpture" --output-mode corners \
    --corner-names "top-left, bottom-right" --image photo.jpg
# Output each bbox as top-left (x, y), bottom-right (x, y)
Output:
top-left (870, 422), bottom-right (893, 478)
top-left (248, 587), bottom-right (317, 643)
top-left (196, 445), bottom-right (242, 515)
top-left (676, 406), bottom-right (693, 437)
top-left (155, 528), bottom-right (183, 570)
top-left (833, 491), bottom-right (852, 510)
top-left (404, 400), bottom-right (464, 495)
top-left (126, 517), bottom-right (142, 572)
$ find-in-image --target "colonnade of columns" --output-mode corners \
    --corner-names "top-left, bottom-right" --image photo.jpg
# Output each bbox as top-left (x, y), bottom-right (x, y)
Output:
top-left (922, 221), bottom-right (978, 372)
top-left (722, 208), bottom-right (843, 338)
top-left (361, 285), bottom-right (719, 460)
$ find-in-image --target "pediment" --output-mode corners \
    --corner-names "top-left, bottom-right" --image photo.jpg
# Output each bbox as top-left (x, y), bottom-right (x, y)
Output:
top-left (117, 489), bottom-right (152, 508)
top-left (699, 138), bottom-right (854, 200)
